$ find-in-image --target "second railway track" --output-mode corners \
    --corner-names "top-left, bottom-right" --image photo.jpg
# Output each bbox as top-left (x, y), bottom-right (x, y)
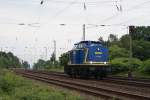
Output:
top-left (14, 69), bottom-right (150, 100)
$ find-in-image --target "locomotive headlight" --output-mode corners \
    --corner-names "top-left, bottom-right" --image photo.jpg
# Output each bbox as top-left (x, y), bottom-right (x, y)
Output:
top-left (104, 62), bottom-right (107, 64)
top-left (90, 61), bottom-right (93, 64)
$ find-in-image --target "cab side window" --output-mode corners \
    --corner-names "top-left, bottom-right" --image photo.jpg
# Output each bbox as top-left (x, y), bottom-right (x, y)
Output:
top-left (79, 44), bottom-right (82, 48)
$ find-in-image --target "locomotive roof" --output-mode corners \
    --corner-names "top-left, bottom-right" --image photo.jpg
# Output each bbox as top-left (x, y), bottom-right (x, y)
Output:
top-left (75, 41), bottom-right (101, 45)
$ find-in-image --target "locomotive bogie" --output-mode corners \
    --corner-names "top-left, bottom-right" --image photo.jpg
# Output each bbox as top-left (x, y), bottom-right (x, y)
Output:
top-left (64, 65), bottom-right (110, 79)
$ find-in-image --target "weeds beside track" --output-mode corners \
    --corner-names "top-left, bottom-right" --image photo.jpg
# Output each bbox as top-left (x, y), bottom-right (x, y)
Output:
top-left (14, 69), bottom-right (150, 100)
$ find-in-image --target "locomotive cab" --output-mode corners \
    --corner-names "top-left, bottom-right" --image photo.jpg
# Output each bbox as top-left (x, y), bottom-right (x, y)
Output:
top-left (64, 41), bottom-right (110, 79)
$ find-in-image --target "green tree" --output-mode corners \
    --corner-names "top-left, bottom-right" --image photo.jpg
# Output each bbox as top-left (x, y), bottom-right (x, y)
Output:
top-left (44, 60), bottom-right (53, 69)
top-left (0, 52), bottom-right (21, 69)
top-left (33, 59), bottom-right (46, 70)
top-left (0, 56), bottom-right (9, 68)
top-left (111, 58), bottom-right (129, 73)
top-left (129, 26), bottom-right (150, 41)
top-left (109, 45), bottom-right (129, 60)
top-left (132, 40), bottom-right (150, 60)
top-left (22, 61), bottom-right (30, 69)
top-left (139, 59), bottom-right (150, 74)
top-left (107, 34), bottom-right (119, 47)
top-left (111, 57), bottom-right (142, 74)
top-left (50, 53), bottom-right (56, 63)
top-left (59, 53), bottom-right (69, 66)
top-left (119, 34), bottom-right (130, 50)
top-left (108, 34), bottom-right (118, 42)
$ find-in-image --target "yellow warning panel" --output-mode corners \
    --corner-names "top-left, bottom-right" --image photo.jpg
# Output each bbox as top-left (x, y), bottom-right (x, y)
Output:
top-left (95, 52), bottom-right (102, 55)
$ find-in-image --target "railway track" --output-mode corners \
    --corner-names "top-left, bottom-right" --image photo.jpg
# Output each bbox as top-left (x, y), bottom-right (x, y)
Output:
top-left (22, 69), bottom-right (150, 88)
top-left (14, 69), bottom-right (150, 100)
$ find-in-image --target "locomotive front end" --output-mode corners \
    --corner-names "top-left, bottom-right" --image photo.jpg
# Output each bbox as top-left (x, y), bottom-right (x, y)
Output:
top-left (64, 41), bottom-right (110, 79)
top-left (83, 44), bottom-right (109, 66)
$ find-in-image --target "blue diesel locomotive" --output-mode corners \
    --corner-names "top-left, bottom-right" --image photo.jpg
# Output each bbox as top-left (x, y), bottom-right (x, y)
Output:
top-left (64, 41), bottom-right (110, 79)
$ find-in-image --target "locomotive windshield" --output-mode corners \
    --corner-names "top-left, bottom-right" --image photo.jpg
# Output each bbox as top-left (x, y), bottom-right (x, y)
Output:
top-left (74, 43), bottom-right (87, 49)
top-left (74, 41), bottom-right (102, 49)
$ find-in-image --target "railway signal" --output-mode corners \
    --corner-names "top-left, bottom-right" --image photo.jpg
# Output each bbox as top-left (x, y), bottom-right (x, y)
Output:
top-left (128, 26), bottom-right (134, 78)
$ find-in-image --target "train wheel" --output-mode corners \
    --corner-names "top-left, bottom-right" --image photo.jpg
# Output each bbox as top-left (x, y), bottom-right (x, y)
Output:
top-left (85, 68), bottom-right (90, 79)
top-left (99, 70), bottom-right (107, 79)
top-left (72, 68), bottom-right (77, 78)
top-left (94, 68), bottom-right (99, 79)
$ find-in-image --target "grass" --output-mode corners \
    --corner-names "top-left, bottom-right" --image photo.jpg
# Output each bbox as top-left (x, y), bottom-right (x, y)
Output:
top-left (132, 71), bottom-right (150, 78)
top-left (47, 67), bottom-right (64, 72)
top-left (47, 66), bottom-right (64, 72)
top-left (112, 71), bottom-right (150, 78)
top-left (0, 69), bottom-right (83, 100)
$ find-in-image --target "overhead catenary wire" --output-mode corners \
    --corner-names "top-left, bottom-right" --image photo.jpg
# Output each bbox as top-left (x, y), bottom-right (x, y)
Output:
top-left (100, 0), bottom-right (150, 23)
top-left (36, 0), bottom-right (150, 27)
top-left (27, 0), bottom-right (46, 62)
top-left (115, 0), bottom-right (122, 12)
top-left (99, 0), bottom-right (123, 23)
top-left (44, 0), bottom-right (121, 8)
top-left (126, 0), bottom-right (150, 11)
top-left (46, 0), bottom-right (118, 4)
top-left (49, 0), bottom-right (78, 21)
top-left (0, 0), bottom-right (118, 26)
top-left (32, 0), bottom-right (46, 34)
top-left (117, 12), bottom-right (150, 26)
top-left (111, 0), bottom-right (150, 26)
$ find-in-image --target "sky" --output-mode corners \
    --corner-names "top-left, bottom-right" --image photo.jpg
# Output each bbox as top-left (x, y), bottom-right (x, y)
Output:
top-left (0, 0), bottom-right (150, 66)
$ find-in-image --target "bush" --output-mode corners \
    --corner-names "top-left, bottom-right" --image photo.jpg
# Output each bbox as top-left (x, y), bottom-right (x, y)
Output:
top-left (111, 58), bottom-right (142, 74)
top-left (59, 53), bottom-right (69, 66)
top-left (0, 70), bottom-right (82, 100)
top-left (111, 58), bottom-right (129, 74)
top-left (0, 52), bottom-right (22, 68)
top-left (139, 59), bottom-right (150, 74)
top-left (0, 70), bottom-right (25, 94)
top-left (109, 45), bottom-right (129, 60)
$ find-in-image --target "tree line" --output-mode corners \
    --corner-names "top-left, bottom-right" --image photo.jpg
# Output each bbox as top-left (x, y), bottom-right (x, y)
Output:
top-left (0, 52), bottom-right (30, 69)
top-left (106, 26), bottom-right (150, 75)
